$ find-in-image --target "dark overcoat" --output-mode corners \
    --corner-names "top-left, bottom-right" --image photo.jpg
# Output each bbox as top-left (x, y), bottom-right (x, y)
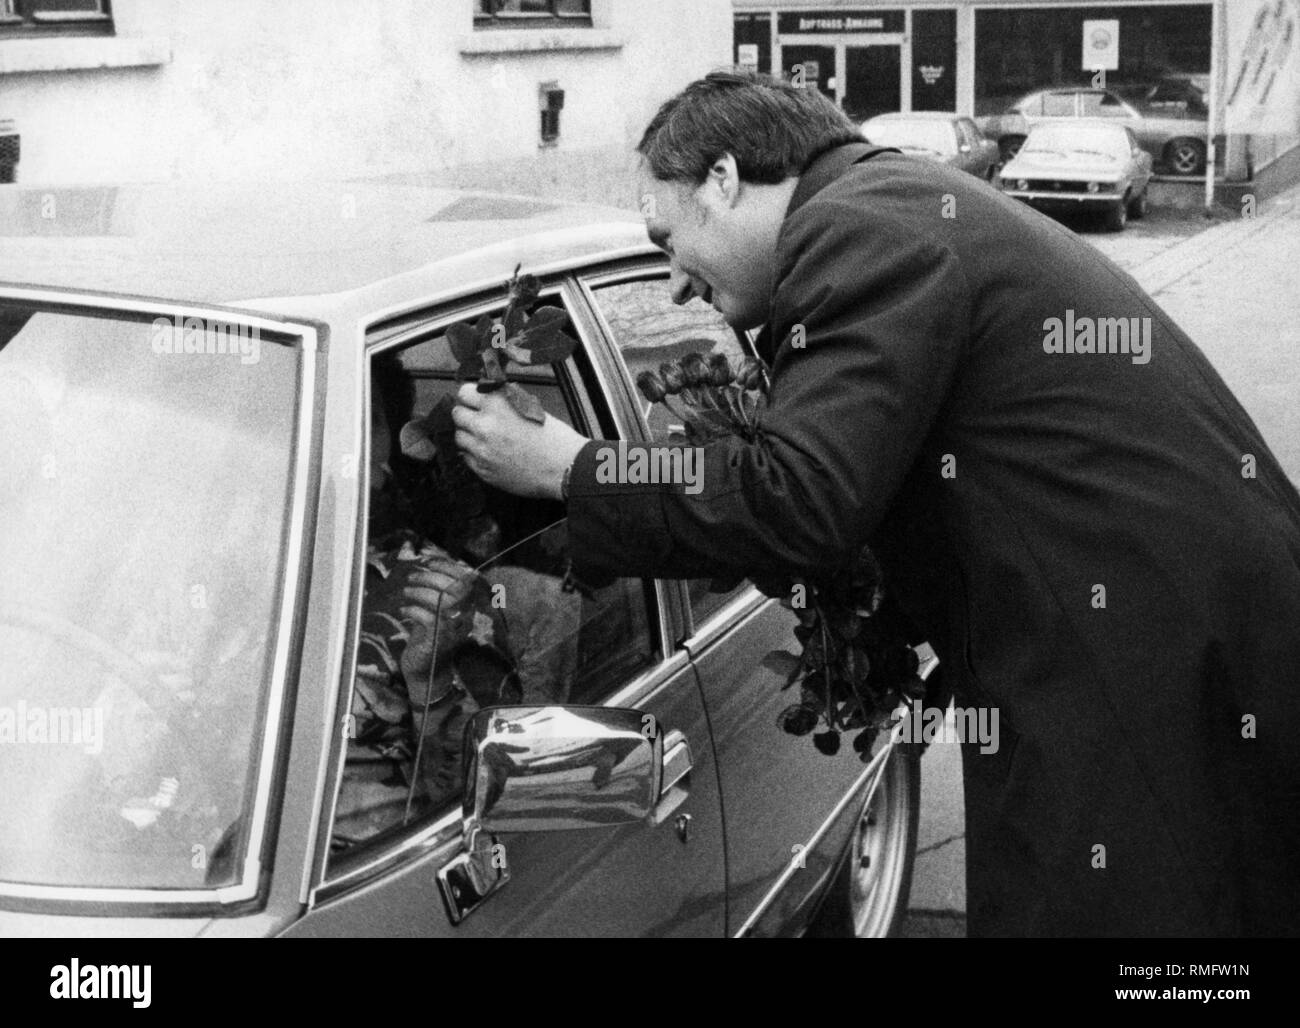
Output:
top-left (566, 142), bottom-right (1300, 936)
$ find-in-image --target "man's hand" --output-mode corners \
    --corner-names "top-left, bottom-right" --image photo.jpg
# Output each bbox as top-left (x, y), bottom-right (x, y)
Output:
top-left (453, 384), bottom-right (589, 499)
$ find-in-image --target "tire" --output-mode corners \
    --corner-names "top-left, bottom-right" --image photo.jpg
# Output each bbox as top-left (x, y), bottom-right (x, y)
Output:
top-left (1105, 196), bottom-right (1129, 232)
top-left (1165, 138), bottom-right (1206, 176)
top-left (999, 135), bottom-right (1026, 164)
top-left (1127, 186), bottom-right (1150, 220)
top-left (805, 744), bottom-right (922, 938)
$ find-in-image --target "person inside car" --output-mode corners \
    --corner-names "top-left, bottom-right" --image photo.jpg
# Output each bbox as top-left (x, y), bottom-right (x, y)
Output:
top-left (332, 370), bottom-right (579, 848)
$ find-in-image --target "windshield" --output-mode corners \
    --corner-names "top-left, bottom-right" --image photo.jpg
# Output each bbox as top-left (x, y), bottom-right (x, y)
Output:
top-left (1022, 125), bottom-right (1129, 160)
top-left (0, 304), bottom-right (299, 892)
top-left (863, 119), bottom-right (956, 155)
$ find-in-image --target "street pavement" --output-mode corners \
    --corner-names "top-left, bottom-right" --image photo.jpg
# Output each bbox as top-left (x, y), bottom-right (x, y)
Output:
top-left (901, 184), bottom-right (1300, 938)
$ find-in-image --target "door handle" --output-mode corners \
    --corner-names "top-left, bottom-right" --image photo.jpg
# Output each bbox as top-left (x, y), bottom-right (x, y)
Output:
top-left (650, 729), bottom-right (692, 827)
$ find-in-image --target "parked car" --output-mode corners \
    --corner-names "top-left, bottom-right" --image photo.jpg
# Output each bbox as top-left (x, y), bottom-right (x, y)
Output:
top-left (0, 182), bottom-right (930, 938)
top-left (999, 120), bottom-right (1154, 231)
top-left (861, 112), bottom-right (1001, 180)
top-left (979, 81), bottom-right (1212, 175)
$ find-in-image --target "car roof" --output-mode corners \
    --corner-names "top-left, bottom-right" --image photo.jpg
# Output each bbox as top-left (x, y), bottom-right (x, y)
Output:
top-left (0, 180), bottom-right (652, 311)
top-left (865, 111), bottom-right (963, 122)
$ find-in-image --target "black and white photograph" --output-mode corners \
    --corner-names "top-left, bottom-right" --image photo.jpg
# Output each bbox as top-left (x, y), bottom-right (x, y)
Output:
top-left (0, 0), bottom-right (1296, 997)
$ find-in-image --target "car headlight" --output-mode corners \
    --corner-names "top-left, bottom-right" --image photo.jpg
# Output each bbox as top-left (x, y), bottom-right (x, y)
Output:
top-left (1087, 181), bottom-right (1101, 193)
top-left (1017, 179), bottom-right (1029, 191)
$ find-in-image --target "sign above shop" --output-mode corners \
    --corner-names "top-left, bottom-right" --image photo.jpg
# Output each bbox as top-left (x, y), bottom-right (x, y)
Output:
top-left (1082, 19), bottom-right (1120, 71)
top-left (777, 10), bottom-right (904, 35)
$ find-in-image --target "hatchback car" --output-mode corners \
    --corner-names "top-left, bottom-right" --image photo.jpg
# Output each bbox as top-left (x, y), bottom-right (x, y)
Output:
top-left (1000, 121), bottom-right (1154, 231)
top-left (861, 112), bottom-right (1001, 180)
top-left (0, 182), bottom-right (929, 938)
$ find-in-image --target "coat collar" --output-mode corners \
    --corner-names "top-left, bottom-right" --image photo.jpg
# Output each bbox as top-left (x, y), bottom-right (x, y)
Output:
top-left (786, 141), bottom-right (898, 218)
top-left (754, 142), bottom-right (898, 364)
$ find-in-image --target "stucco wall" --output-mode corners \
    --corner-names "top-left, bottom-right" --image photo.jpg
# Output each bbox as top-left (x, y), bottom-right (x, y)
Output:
top-left (0, 0), bottom-right (731, 204)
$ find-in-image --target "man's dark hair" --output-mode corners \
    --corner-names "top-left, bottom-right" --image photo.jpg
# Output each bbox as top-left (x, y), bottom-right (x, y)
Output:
top-left (637, 69), bottom-right (864, 185)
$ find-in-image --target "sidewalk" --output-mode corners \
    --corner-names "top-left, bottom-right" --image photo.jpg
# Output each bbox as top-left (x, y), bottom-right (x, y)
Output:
top-left (1134, 185), bottom-right (1300, 485)
top-left (903, 185), bottom-right (1300, 936)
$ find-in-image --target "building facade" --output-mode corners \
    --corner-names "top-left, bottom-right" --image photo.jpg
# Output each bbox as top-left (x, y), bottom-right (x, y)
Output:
top-left (733, 0), bottom-right (1300, 188)
top-left (0, 0), bottom-right (732, 205)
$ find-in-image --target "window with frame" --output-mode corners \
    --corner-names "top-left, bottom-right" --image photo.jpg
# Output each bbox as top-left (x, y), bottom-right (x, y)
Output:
top-left (587, 274), bottom-right (755, 628)
top-left (474, 0), bottom-right (591, 29)
top-left (328, 291), bottom-right (660, 864)
top-left (0, 0), bottom-right (113, 36)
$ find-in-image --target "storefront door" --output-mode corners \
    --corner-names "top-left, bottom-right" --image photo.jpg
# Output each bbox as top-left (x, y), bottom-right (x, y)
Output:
top-left (844, 44), bottom-right (902, 121)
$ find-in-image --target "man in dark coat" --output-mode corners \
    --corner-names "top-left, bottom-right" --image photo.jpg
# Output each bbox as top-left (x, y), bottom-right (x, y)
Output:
top-left (453, 71), bottom-right (1300, 937)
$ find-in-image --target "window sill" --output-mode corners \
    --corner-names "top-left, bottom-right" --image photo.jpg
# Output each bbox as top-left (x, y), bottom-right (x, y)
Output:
top-left (458, 28), bottom-right (624, 57)
top-left (0, 35), bottom-right (171, 75)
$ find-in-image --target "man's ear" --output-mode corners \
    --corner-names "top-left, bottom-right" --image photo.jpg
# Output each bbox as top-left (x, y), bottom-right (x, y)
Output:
top-left (703, 153), bottom-right (742, 209)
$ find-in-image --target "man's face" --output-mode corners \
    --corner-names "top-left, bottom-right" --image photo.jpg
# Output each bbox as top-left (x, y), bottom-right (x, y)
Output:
top-left (637, 160), bottom-right (776, 330)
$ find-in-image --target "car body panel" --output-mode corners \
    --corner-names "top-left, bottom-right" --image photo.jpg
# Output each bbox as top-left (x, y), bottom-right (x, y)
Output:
top-left (684, 593), bottom-right (886, 934)
top-left (862, 112), bottom-right (1000, 179)
top-left (1000, 122), bottom-right (1153, 210)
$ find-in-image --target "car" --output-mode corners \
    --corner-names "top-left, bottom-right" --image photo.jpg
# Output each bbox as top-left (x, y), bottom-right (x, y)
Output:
top-left (999, 120), bottom-right (1154, 232)
top-left (979, 82), bottom-right (1212, 175)
top-left (861, 112), bottom-right (1002, 180)
top-left (0, 181), bottom-right (932, 938)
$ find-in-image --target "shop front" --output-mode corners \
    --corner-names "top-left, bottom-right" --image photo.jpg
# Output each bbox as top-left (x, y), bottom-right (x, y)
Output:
top-left (733, 2), bottom-right (1300, 192)
top-left (736, 6), bottom-right (956, 120)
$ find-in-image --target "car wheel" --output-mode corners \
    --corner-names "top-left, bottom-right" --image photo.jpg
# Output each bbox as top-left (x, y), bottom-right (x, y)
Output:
top-left (999, 135), bottom-right (1026, 163)
top-left (1127, 186), bottom-right (1150, 220)
top-left (1105, 196), bottom-right (1129, 232)
top-left (1166, 138), bottom-right (1206, 176)
top-left (805, 744), bottom-right (921, 938)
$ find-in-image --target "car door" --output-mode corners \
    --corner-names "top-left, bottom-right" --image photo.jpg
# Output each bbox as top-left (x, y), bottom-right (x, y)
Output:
top-left (577, 262), bottom-right (877, 934)
top-left (286, 276), bottom-right (726, 938)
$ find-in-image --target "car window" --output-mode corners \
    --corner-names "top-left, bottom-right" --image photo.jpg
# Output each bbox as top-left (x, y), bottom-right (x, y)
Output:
top-left (0, 303), bottom-right (300, 893)
top-left (1014, 92), bottom-right (1044, 116)
top-left (1080, 91), bottom-right (1129, 118)
top-left (328, 292), bottom-right (661, 862)
top-left (585, 275), bottom-right (752, 627)
top-left (863, 118), bottom-right (957, 155)
top-left (1042, 91), bottom-right (1077, 116)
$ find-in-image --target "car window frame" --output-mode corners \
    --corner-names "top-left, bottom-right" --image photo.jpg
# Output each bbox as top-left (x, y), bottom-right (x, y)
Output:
top-left (314, 272), bottom-right (690, 899)
top-left (571, 259), bottom-right (770, 649)
top-left (0, 283), bottom-right (322, 915)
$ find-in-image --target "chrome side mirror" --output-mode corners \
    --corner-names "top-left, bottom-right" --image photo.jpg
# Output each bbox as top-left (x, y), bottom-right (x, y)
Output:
top-left (438, 705), bottom-right (663, 924)
top-left (463, 705), bottom-right (662, 833)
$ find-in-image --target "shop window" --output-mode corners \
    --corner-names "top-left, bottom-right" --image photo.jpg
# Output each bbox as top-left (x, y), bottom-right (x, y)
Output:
top-left (474, 0), bottom-right (591, 28)
top-left (974, 4), bottom-right (1211, 118)
top-left (0, 0), bottom-right (112, 36)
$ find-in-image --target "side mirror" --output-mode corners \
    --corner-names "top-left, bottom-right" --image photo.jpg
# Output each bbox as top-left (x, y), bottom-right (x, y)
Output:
top-left (463, 705), bottom-right (662, 833)
top-left (438, 705), bottom-right (664, 924)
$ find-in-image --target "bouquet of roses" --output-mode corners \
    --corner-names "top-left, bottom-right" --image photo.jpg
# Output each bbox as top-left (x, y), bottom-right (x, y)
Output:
top-left (636, 352), bottom-right (927, 760)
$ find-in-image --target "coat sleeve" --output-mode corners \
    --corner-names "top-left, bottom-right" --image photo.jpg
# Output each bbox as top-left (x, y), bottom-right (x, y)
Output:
top-left (565, 194), bottom-right (973, 585)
